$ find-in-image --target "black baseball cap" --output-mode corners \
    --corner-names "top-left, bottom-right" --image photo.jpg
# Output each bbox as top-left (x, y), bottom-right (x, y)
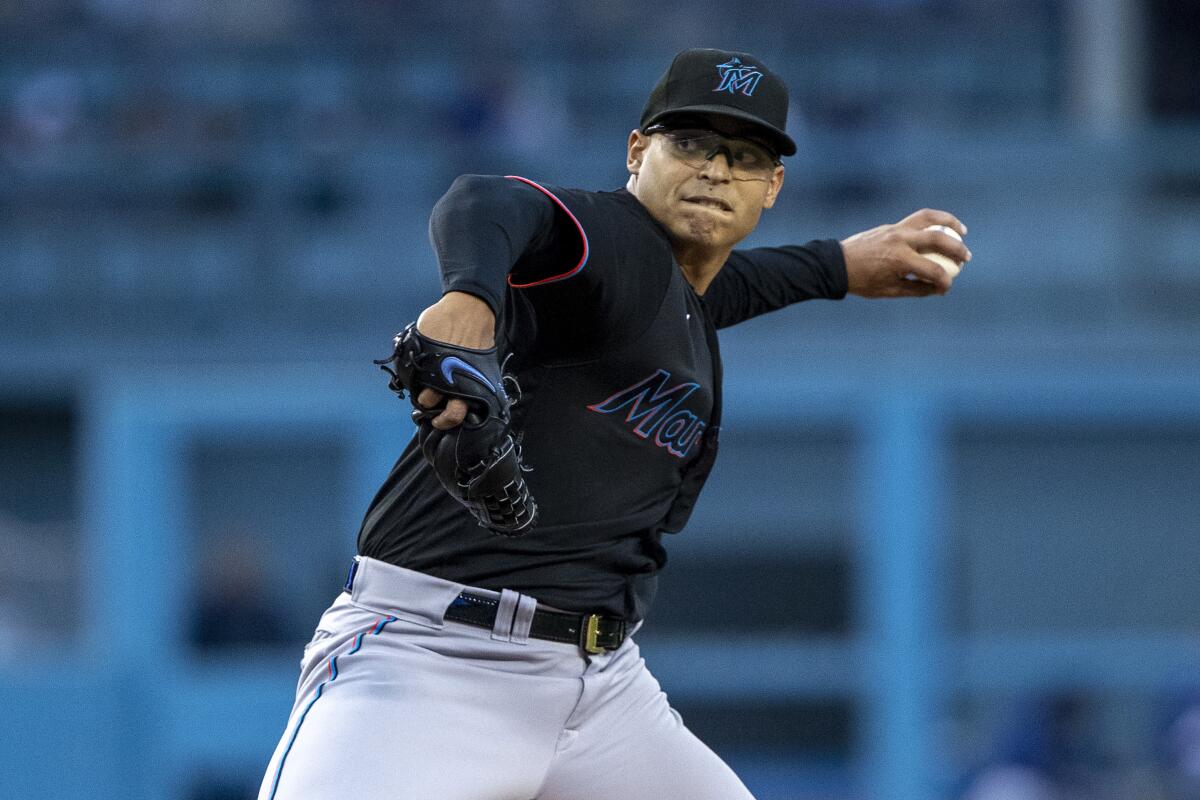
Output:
top-left (640, 48), bottom-right (796, 157)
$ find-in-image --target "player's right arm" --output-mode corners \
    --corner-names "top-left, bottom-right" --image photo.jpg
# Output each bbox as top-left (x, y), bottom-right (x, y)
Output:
top-left (413, 291), bottom-right (496, 429)
top-left (410, 175), bottom-right (574, 429)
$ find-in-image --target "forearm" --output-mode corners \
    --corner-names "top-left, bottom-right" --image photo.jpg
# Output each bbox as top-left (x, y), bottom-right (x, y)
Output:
top-left (745, 240), bottom-right (849, 301)
top-left (707, 239), bottom-right (847, 328)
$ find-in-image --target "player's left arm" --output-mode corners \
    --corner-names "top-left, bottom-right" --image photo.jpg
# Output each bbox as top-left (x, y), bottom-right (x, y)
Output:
top-left (707, 208), bottom-right (970, 329)
top-left (705, 238), bottom-right (848, 329)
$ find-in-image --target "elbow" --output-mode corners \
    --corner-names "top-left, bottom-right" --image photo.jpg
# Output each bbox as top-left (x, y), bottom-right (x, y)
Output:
top-left (432, 174), bottom-right (519, 223)
top-left (446, 173), bottom-right (506, 195)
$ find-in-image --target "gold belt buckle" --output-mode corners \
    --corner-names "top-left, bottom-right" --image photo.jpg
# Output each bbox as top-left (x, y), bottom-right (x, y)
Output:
top-left (582, 614), bottom-right (605, 654)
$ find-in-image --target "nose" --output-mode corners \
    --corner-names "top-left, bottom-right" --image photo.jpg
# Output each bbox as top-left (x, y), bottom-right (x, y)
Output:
top-left (697, 145), bottom-right (733, 181)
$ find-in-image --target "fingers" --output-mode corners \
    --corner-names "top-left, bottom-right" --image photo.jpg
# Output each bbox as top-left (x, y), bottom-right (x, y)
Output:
top-left (909, 227), bottom-right (972, 264)
top-left (416, 388), bottom-right (443, 411)
top-left (900, 251), bottom-right (952, 293)
top-left (416, 389), bottom-right (469, 430)
top-left (432, 399), bottom-right (468, 429)
top-left (899, 208), bottom-right (967, 238)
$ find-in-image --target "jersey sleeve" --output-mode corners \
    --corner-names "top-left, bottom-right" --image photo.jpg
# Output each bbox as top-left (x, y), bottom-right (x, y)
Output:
top-left (428, 174), bottom-right (582, 316)
top-left (703, 239), bottom-right (849, 329)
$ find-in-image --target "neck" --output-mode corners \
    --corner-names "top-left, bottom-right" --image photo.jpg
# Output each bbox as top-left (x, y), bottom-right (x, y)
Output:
top-left (672, 245), bottom-right (729, 295)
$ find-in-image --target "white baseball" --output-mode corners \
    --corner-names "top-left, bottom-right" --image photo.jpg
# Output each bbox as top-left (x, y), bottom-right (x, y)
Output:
top-left (919, 224), bottom-right (964, 278)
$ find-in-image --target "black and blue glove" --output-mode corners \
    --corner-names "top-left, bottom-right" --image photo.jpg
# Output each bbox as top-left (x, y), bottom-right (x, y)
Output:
top-left (375, 322), bottom-right (538, 536)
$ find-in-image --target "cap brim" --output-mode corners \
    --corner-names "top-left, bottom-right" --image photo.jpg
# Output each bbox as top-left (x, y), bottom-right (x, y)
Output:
top-left (643, 104), bottom-right (796, 157)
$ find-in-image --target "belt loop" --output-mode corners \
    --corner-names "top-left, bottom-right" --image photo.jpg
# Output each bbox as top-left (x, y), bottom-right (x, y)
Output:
top-left (344, 557), bottom-right (360, 594)
top-left (509, 595), bottom-right (538, 645)
top-left (490, 589), bottom-right (520, 641)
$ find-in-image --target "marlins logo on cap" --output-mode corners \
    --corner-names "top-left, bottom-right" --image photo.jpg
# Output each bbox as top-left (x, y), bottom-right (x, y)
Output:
top-left (713, 58), bottom-right (762, 96)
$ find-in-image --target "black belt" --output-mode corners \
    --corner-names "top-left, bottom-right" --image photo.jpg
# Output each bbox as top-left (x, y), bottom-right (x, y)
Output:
top-left (443, 592), bottom-right (627, 654)
top-left (343, 560), bottom-right (626, 654)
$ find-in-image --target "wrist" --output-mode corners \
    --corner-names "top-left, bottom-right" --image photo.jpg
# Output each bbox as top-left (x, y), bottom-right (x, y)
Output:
top-left (416, 292), bottom-right (496, 349)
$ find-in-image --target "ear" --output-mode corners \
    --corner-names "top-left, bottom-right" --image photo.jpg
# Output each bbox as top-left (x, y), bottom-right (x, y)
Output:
top-left (761, 164), bottom-right (785, 209)
top-left (627, 129), bottom-right (648, 176)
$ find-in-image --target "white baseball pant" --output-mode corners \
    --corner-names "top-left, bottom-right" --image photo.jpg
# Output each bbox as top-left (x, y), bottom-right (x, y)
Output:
top-left (258, 556), bottom-right (755, 800)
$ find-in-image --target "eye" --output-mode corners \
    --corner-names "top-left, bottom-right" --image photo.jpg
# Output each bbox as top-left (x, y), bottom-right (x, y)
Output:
top-left (731, 144), bottom-right (769, 166)
top-left (672, 133), bottom-right (714, 152)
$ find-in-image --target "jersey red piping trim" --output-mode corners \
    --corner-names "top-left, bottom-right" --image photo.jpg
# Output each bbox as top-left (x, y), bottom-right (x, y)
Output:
top-left (504, 175), bottom-right (590, 288)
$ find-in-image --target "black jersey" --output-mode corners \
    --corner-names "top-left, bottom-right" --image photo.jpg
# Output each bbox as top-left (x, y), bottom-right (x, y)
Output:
top-left (358, 175), bottom-right (846, 620)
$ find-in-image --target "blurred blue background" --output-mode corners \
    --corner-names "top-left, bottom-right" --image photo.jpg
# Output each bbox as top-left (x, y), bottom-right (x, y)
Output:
top-left (2, 1), bottom-right (1199, 798)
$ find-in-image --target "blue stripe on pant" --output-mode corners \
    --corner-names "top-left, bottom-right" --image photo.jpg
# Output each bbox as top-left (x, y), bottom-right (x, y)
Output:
top-left (266, 615), bottom-right (397, 800)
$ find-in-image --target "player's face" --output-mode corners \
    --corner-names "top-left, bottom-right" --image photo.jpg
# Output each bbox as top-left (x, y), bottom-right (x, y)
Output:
top-left (626, 120), bottom-right (784, 255)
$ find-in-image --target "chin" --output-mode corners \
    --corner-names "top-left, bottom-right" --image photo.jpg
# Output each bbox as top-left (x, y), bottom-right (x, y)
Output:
top-left (670, 210), bottom-right (719, 243)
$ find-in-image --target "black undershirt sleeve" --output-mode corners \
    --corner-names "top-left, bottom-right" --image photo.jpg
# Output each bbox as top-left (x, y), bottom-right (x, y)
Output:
top-left (428, 174), bottom-right (569, 316)
top-left (704, 239), bottom-right (849, 329)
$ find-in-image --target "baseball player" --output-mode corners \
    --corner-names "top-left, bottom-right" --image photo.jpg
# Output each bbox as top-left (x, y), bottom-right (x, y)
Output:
top-left (258, 47), bottom-right (969, 800)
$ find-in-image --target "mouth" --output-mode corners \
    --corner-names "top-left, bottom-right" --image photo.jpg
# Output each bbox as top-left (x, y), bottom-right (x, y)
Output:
top-left (682, 195), bottom-right (732, 212)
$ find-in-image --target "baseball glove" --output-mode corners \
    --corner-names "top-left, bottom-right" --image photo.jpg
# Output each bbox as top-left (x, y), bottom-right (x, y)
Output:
top-left (374, 322), bottom-right (538, 536)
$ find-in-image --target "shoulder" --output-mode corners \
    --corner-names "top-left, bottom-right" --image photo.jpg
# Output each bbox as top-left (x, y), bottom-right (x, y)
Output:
top-left (505, 180), bottom-right (669, 255)
top-left (499, 177), bottom-right (625, 218)
top-left (502, 179), bottom-right (652, 223)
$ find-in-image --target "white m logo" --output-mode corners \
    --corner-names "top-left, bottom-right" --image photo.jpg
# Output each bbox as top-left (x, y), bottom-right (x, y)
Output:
top-left (714, 58), bottom-right (763, 96)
